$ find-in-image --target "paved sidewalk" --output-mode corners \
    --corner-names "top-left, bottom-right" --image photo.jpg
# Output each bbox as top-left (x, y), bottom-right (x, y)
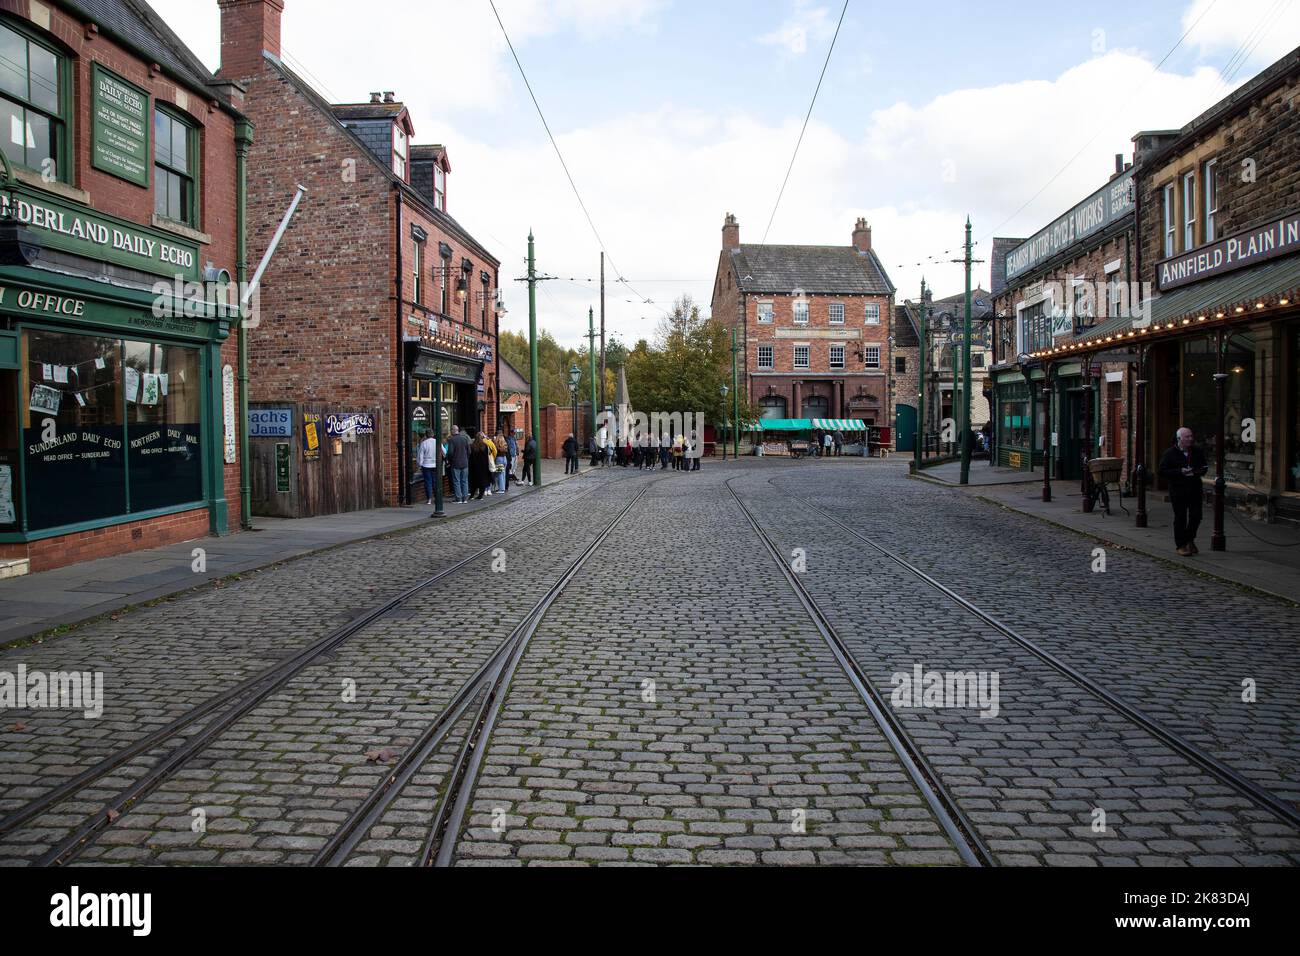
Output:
top-left (917, 460), bottom-right (1040, 486)
top-left (0, 459), bottom-right (578, 646)
top-left (940, 476), bottom-right (1300, 603)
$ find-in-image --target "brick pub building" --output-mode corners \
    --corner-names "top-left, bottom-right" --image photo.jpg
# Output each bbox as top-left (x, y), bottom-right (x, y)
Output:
top-left (217, 0), bottom-right (502, 514)
top-left (710, 214), bottom-right (897, 442)
top-left (0, 0), bottom-right (245, 572)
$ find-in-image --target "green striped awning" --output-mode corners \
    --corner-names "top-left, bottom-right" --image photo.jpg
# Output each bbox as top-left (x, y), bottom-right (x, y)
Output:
top-left (753, 419), bottom-right (812, 431)
top-left (811, 419), bottom-right (867, 431)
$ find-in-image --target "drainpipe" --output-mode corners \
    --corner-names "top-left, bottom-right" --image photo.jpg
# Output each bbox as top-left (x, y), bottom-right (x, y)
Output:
top-left (395, 187), bottom-right (408, 506)
top-left (235, 118), bottom-right (253, 531)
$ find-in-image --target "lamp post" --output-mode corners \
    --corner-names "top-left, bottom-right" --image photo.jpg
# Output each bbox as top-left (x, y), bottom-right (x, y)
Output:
top-left (720, 383), bottom-right (729, 460)
top-left (568, 363), bottom-right (581, 455)
top-left (731, 327), bottom-right (740, 459)
top-left (431, 371), bottom-right (445, 518)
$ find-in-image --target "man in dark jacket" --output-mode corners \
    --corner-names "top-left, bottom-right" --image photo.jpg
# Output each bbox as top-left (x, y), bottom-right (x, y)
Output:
top-left (522, 435), bottom-right (537, 484)
top-left (563, 433), bottom-right (580, 474)
top-left (445, 425), bottom-right (472, 503)
top-left (1158, 427), bottom-right (1209, 556)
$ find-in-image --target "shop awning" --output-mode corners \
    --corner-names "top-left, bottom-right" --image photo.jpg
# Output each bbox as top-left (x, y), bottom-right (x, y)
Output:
top-left (1040, 253), bottom-right (1300, 359)
top-left (753, 418), bottom-right (812, 431)
top-left (811, 418), bottom-right (867, 431)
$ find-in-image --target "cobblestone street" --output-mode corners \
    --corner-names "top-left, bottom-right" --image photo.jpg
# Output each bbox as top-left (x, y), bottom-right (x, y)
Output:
top-left (2, 459), bottom-right (1296, 867)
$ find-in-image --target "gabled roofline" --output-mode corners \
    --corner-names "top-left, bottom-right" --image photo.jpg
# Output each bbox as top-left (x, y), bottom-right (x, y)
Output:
top-left (266, 54), bottom-right (499, 268)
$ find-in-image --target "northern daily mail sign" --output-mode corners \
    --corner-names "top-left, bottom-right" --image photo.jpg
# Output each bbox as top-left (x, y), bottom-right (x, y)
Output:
top-left (1005, 170), bottom-right (1135, 283)
top-left (1158, 211), bottom-right (1300, 291)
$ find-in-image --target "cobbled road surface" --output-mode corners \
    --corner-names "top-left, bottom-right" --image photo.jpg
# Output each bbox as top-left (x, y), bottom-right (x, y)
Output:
top-left (1, 458), bottom-right (1296, 867)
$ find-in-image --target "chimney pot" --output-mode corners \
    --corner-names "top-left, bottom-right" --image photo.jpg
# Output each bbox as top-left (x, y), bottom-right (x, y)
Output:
top-left (722, 213), bottom-right (740, 250)
top-left (217, 0), bottom-right (286, 80)
top-left (383, 91), bottom-right (395, 103)
top-left (370, 92), bottom-right (382, 104)
top-left (852, 218), bottom-right (872, 253)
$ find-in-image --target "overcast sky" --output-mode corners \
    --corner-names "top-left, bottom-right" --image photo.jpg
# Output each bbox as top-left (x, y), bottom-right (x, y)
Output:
top-left (150, 0), bottom-right (1299, 348)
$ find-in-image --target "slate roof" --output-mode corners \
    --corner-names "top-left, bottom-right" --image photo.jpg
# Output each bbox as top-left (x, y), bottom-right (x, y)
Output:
top-left (59, 0), bottom-right (227, 102)
top-left (894, 305), bottom-right (920, 348)
top-left (728, 244), bottom-right (895, 296)
top-left (332, 102), bottom-right (408, 121)
top-left (498, 356), bottom-right (530, 393)
top-left (990, 238), bottom-right (1025, 296)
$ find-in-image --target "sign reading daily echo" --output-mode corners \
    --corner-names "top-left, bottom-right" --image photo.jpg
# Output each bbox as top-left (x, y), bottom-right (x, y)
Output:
top-left (1005, 169), bottom-right (1136, 282)
top-left (0, 187), bottom-right (200, 280)
top-left (92, 65), bottom-right (150, 187)
top-left (1158, 210), bottom-right (1300, 290)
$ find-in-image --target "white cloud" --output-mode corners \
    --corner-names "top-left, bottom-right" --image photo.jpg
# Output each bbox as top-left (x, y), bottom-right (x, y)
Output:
top-left (757, 0), bottom-right (836, 58)
top-left (1183, 0), bottom-right (1300, 69)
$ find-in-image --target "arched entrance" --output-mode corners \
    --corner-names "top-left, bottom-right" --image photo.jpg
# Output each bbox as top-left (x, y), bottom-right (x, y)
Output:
top-left (759, 395), bottom-right (787, 419)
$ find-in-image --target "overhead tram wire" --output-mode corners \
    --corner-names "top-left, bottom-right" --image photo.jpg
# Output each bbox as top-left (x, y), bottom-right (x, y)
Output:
top-left (488, 0), bottom-right (669, 318)
top-left (759, 0), bottom-right (851, 248)
top-left (975, 0), bottom-right (1220, 246)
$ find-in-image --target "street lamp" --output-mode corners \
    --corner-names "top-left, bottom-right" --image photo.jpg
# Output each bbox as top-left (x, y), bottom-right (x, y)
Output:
top-left (568, 363), bottom-right (581, 455)
top-left (720, 383), bottom-right (729, 460)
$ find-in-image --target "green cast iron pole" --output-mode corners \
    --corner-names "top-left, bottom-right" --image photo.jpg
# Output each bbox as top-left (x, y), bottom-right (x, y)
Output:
top-left (960, 216), bottom-right (973, 484)
top-left (528, 232), bottom-right (542, 487)
top-left (731, 327), bottom-right (739, 458)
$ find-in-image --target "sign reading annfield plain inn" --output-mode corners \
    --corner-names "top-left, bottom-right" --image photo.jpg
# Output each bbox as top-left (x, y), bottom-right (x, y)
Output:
top-left (1158, 211), bottom-right (1300, 290)
top-left (1005, 169), bottom-right (1136, 282)
top-left (91, 65), bottom-right (151, 187)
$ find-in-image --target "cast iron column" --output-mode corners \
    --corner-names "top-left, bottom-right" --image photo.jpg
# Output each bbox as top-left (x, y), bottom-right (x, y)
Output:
top-left (1212, 329), bottom-right (1227, 551)
top-left (1134, 349), bottom-right (1148, 528)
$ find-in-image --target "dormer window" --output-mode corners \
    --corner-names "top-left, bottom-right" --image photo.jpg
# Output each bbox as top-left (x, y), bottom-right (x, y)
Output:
top-left (433, 164), bottom-right (445, 211)
top-left (393, 124), bottom-right (408, 179)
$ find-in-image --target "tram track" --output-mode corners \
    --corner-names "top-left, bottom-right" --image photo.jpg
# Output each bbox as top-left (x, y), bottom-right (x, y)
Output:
top-left (313, 481), bottom-right (657, 867)
top-left (723, 477), bottom-right (997, 867)
top-left (1, 472), bottom-right (632, 865)
top-left (764, 475), bottom-right (1300, 834)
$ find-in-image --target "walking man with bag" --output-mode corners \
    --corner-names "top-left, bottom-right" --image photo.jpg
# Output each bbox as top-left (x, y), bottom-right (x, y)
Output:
top-left (1158, 426), bottom-right (1209, 556)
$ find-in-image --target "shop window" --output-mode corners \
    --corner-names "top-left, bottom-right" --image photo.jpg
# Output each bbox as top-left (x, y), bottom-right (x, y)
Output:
top-left (0, 20), bottom-right (65, 180)
top-left (124, 341), bottom-right (202, 513)
top-left (1182, 334), bottom-right (1256, 486)
top-left (155, 108), bottom-right (197, 227)
top-left (1019, 300), bottom-right (1050, 353)
top-left (22, 330), bottom-right (124, 530)
top-left (0, 366), bottom-right (17, 529)
top-left (1000, 391), bottom-right (1031, 449)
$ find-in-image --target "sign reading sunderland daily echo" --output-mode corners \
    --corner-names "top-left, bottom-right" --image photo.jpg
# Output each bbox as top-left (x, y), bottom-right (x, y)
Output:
top-left (1005, 169), bottom-right (1135, 282)
top-left (1158, 211), bottom-right (1300, 291)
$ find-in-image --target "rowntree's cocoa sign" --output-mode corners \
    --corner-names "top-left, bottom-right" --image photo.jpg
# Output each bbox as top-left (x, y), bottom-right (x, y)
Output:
top-left (1158, 211), bottom-right (1300, 291)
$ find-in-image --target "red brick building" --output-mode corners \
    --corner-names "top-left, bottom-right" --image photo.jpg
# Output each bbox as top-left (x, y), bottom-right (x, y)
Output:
top-left (217, 0), bottom-right (502, 512)
top-left (710, 214), bottom-right (896, 437)
top-left (1, 0), bottom-right (245, 573)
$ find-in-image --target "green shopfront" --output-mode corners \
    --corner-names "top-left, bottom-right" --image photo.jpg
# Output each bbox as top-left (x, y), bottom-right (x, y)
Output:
top-left (0, 184), bottom-right (231, 554)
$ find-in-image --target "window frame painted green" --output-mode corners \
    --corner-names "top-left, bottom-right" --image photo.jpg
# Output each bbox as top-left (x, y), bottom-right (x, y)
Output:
top-left (0, 16), bottom-right (72, 183)
top-left (153, 104), bottom-right (199, 228)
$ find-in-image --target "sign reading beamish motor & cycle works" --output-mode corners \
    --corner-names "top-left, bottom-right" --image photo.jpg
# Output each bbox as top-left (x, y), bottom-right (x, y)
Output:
top-left (1158, 210), bottom-right (1300, 290)
top-left (1005, 169), bottom-right (1136, 282)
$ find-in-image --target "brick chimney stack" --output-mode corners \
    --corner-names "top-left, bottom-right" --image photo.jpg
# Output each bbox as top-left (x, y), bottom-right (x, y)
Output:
top-left (218, 0), bottom-right (285, 80)
top-left (722, 213), bottom-right (740, 250)
top-left (852, 217), bottom-right (872, 253)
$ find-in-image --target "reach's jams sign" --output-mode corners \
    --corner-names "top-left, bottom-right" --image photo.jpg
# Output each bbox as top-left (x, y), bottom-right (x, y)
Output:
top-left (1158, 211), bottom-right (1300, 290)
top-left (1005, 170), bottom-right (1136, 282)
